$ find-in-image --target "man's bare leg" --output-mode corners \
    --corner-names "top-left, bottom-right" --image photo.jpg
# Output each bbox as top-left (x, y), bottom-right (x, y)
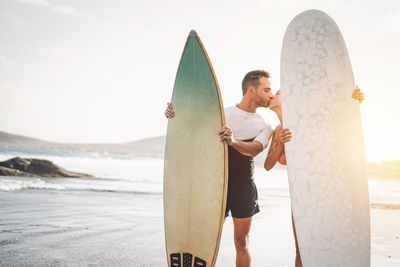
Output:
top-left (233, 216), bottom-right (253, 267)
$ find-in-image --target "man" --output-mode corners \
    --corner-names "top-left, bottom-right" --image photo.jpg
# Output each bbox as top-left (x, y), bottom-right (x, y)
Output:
top-left (165, 70), bottom-right (292, 267)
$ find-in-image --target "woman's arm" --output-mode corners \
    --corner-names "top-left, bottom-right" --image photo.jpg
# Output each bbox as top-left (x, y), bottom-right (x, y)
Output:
top-left (264, 130), bottom-right (285, 171)
top-left (264, 127), bottom-right (291, 171)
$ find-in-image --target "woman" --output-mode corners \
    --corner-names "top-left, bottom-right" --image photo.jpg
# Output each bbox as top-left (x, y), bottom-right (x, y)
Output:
top-left (263, 90), bottom-right (302, 267)
top-left (264, 88), bottom-right (364, 267)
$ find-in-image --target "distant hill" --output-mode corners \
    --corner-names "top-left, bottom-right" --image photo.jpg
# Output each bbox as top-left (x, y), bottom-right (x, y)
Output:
top-left (0, 131), bottom-right (50, 145)
top-left (0, 130), bottom-right (165, 158)
top-left (367, 161), bottom-right (400, 179)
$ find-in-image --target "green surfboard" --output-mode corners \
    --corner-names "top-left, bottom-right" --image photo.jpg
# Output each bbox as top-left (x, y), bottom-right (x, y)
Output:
top-left (163, 30), bottom-right (228, 267)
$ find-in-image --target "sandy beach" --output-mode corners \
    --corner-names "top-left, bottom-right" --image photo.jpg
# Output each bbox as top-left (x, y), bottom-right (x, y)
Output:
top-left (0, 155), bottom-right (399, 266)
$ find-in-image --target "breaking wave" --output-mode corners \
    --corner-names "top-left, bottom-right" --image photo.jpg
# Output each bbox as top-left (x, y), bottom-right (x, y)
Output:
top-left (0, 178), bottom-right (65, 191)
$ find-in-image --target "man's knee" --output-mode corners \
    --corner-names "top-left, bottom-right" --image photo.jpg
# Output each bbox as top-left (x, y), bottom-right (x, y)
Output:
top-left (234, 234), bottom-right (249, 251)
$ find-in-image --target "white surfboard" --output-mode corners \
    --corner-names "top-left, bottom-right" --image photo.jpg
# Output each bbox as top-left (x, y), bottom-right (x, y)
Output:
top-left (281, 10), bottom-right (370, 266)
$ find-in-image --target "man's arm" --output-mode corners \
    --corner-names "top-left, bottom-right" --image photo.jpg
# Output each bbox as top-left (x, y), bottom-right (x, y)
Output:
top-left (219, 126), bottom-right (263, 157)
top-left (169, 104), bottom-right (263, 156)
top-left (231, 140), bottom-right (263, 157)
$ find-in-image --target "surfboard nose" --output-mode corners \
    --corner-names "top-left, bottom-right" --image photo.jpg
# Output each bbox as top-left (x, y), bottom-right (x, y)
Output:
top-left (189, 29), bottom-right (198, 37)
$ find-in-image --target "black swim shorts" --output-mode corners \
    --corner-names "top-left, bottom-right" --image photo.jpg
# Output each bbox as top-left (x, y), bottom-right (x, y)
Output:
top-left (225, 181), bottom-right (260, 218)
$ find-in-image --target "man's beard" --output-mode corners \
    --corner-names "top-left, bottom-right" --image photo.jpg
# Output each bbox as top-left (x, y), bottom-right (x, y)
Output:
top-left (256, 98), bottom-right (269, 108)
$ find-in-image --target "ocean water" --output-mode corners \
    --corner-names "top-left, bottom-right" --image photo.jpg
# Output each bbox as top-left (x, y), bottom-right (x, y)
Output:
top-left (1, 152), bottom-right (399, 206)
top-left (0, 154), bottom-right (164, 194)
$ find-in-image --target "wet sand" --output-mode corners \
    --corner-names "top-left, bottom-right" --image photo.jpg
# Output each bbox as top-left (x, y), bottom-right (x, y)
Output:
top-left (1, 185), bottom-right (399, 266)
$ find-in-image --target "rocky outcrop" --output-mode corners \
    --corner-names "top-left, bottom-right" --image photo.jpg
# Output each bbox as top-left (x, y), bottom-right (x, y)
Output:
top-left (0, 157), bottom-right (92, 178)
top-left (0, 166), bottom-right (39, 177)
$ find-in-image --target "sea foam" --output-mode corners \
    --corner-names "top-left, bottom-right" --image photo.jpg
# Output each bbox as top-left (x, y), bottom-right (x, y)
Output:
top-left (0, 178), bottom-right (65, 191)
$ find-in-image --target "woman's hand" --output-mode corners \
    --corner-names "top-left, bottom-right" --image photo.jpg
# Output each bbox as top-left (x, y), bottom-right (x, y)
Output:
top-left (352, 85), bottom-right (364, 104)
top-left (278, 128), bottom-right (292, 145)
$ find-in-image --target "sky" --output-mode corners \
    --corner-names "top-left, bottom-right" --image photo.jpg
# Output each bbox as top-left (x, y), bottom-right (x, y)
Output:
top-left (0, 0), bottom-right (399, 162)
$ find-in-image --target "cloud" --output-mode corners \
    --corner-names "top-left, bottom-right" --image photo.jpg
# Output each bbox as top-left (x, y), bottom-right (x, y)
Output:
top-left (0, 10), bottom-right (25, 27)
top-left (0, 55), bottom-right (15, 72)
top-left (256, 0), bottom-right (355, 12)
top-left (257, 0), bottom-right (318, 8)
top-left (16, 0), bottom-right (83, 18)
top-left (51, 5), bottom-right (82, 17)
top-left (386, 8), bottom-right (400, 33)
top-left (17, 0), bottom-right (50, 6)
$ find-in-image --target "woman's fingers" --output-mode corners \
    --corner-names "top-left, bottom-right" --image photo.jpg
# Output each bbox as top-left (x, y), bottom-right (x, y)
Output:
top-left (352, 92), bottom-right (364, 103)
top-left (280, 129), bottom-right (292, 137)
top-left (279, 128), bottom-right (292, 143)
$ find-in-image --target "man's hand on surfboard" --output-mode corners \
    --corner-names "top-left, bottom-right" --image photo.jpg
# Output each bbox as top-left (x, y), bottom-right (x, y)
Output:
top-left (219, 126), bottom-right (235, 145)
top-left (165, 102), bottom-right (175, 118)
top-left (278, 128), bottom-right (292, 145)
top-left (352, 85), bottom-right (364, 104)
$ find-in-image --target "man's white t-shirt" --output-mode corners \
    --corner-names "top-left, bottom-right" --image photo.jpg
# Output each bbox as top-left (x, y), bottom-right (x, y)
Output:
top-left (225, 105), bottom-right (273, 149)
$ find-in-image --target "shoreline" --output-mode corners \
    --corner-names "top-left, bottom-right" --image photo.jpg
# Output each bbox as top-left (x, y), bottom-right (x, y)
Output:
top-left (0, 187), bottom-right (399, 266)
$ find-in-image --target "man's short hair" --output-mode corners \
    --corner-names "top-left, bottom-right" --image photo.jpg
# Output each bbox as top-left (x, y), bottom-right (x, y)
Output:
top-left (241, 70), bottom-right (270, 95)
